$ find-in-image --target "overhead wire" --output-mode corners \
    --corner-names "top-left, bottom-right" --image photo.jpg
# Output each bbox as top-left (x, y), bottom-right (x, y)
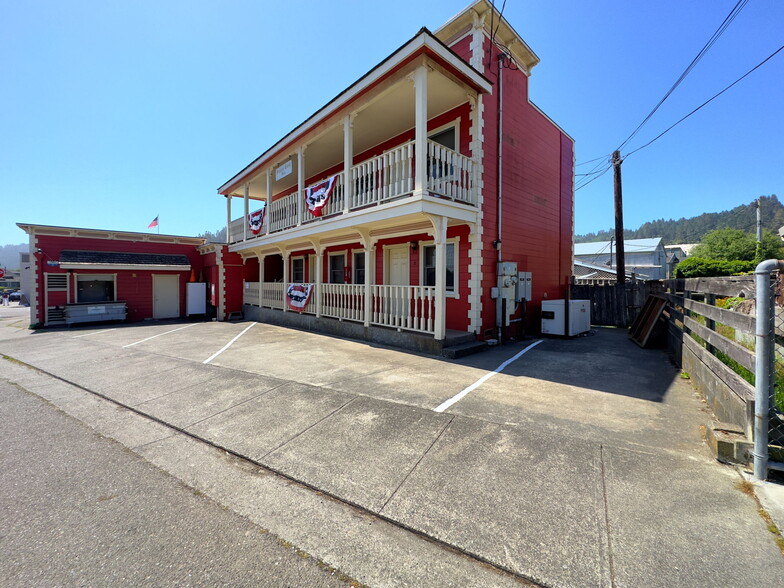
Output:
top-left (624, 43), bottom-right (784, 158)
top-left (575, 0), bottom-right (750, 167)
top-left (615, 0), bottom-right (749, 153)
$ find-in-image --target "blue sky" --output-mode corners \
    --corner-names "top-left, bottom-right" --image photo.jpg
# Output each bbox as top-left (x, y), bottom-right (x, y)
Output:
top-left (1, 0), bottom-right (782, 246)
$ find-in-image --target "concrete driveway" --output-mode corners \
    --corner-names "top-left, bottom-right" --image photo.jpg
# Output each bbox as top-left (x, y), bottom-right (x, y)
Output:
top-left (1, 318), bottom-right (782, 587)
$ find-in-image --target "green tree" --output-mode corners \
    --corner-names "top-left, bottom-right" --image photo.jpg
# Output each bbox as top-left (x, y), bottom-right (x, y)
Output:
top-left (691, 228), bottom-right (756, 261)
top-left (690, 227), bottom-right (784, 263)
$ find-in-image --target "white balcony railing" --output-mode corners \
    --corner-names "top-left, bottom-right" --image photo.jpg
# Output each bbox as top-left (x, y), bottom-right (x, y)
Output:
top-left (371, 285), bottom-right (435, 334)
top-left (243, 281), bottom-right (260, 305)
top-left (248, 282), bottom-right (435, 334)
top-left (229, 139), bottom-right (475, 243)
top-left (321, 283), bottom-right (364, 322)
top-left (260, 282), bottom-right (285, 309)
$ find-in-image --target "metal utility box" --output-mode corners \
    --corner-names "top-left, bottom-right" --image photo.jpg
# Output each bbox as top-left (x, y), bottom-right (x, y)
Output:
top-left (65, 302), bottom-right (127, 326)
top-left (186, 282), bottom-right (207, 316)
top-left (541, 299), bottom-right (590, 336)
top-left (516, 271), bottom-right (532, 301)
top-left (496, 261), bottom-right (518, 326)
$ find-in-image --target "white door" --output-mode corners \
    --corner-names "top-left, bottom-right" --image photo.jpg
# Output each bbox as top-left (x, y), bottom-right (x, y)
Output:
top-left (385, 246), bottom-right (410, 322)
top-left (386, 246), bottom-right (409, 285)
top-left (153, 275), bottom-right (180, 319)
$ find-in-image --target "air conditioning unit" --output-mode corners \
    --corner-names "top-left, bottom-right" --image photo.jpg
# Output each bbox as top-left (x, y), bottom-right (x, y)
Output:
top-left (541, 299), bottom-right (590, 336)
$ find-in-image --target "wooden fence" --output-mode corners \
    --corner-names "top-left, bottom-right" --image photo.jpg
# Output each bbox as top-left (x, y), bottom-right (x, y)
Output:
top-left (570, 278), bottom-right (657, 327)
top-left (662, 276), bottom-right (757, 434)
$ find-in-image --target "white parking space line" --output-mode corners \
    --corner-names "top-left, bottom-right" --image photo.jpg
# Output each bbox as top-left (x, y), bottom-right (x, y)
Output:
top-left (202, 323), bottom-right (256, 364)
top-left (122, 323), bottom-right (198, 348)
top-left (433, 339), bottom-right (544, 413)
top-left (72, 328), bottom-right (117, 338)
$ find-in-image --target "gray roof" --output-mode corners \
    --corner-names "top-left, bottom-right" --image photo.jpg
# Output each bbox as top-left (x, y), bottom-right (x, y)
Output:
top-left (574, 237), bottom-right (663, 257)
top-left (60, 250), bottom-right (190, 267)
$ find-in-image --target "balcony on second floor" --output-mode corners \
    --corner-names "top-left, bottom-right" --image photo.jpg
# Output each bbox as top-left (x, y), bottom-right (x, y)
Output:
top-left (219, 28), bottom-right (493, 249)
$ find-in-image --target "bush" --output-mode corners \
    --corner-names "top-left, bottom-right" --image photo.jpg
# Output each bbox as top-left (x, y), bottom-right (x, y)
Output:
top-left (673, 257), bottom-right (755, 278)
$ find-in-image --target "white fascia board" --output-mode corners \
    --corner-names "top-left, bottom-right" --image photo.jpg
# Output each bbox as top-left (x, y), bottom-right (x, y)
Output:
top-left (218, 31), bottom-right (491, 195)
top-left (59, 263), bottom-right (192, 272)
top-left (228, 198), bottom-right (479, 254)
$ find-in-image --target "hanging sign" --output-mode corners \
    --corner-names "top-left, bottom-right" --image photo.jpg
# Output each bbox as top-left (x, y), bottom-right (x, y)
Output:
top-left (286, 283), bottom-right (313, 312)
top-left (304, 174), bottom-right (338, 217)
top-left (248, 208), bottom-right (264, 235)
top-left (275, 159), bottom-right (292, 181)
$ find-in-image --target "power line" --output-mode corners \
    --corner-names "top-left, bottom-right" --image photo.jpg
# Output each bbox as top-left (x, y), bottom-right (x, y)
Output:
top-left (576, 0), bottom-right (749, 166)
top-left (625, 43), bottom-right (784, 158)
top-left (615, 0), bottom-right (749, 153)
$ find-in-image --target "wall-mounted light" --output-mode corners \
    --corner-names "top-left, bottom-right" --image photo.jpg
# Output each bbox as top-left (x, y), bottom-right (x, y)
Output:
top-left (410, 241), bottom-right (418, 251)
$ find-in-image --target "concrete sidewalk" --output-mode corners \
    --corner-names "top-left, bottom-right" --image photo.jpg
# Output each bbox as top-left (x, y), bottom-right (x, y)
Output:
top-left (2, 326), bottom-right (783, 587)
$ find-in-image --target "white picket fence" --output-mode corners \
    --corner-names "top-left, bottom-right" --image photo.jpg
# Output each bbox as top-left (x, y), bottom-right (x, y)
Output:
top-left (245, 282), bottom-right (435, 334)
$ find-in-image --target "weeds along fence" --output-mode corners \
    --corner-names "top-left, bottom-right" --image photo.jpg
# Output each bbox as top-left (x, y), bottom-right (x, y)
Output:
top-left (663, 276), bottom-right (758, 437)
top-left (570, 278), bottom-right (656, 327)
top-left (662, 274), bottom-right (784, 481)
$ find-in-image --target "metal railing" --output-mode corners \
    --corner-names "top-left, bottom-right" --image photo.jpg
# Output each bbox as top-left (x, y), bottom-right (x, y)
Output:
top-left (754, 260), bottom-right (784, 480)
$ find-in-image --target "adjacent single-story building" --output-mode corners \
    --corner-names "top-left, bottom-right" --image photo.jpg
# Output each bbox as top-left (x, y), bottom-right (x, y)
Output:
top-left (17, 223), bottom-right (244, 327)
top-left (574, 238), bottom-right (668, 280)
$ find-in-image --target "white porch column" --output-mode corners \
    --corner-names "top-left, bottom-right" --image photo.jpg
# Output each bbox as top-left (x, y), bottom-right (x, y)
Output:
top-left (282, 251), bottom-right (290, 313)
top-left (432, 215), bottom-right (447, 340)
top-left (413, 64), bottom-right (428, 195)
top-left (314, 247), bottom-right (323, 318)
top-left (265, 169), bottom-right (272, 234)
top-left (364, 244), bottom-right (375, 327)
top-left (343, 114), bottom-right (353, 213)
top-left (297, 146), bottom-right (305, 226)
top-left (243, 183), bottom-right (249, 241)
top-left (258, 254), bottom-right (265, 306)
top-left (225, 195), bottom-right (232, 243)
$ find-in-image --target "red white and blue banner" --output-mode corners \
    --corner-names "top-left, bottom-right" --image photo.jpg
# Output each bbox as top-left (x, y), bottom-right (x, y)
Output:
top-left (286, 283), bottom-right (314, 311)
top-left (248, 208), bottom-right (264, 235)
top-left (304, 175), bottom-right (338, 217)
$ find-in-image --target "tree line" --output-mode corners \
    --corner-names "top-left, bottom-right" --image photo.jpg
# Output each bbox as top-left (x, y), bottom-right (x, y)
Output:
top-left (576, 194), bottom-right (783, 245)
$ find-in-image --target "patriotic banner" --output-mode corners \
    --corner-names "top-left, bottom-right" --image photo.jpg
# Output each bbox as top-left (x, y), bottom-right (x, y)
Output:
top-left (286, 283), bottom-right (314, 311)
top-left (248, 208), bottom-right (264, 235)
top-left (304, 175), bottom-right (338, 217)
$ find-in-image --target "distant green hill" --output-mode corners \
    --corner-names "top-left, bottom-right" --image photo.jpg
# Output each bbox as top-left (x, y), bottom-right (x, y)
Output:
top-left (576, 194), bottom-right (783, 244)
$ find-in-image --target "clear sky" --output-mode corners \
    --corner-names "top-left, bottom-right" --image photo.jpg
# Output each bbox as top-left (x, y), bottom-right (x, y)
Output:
top-left (1, 0), bottom-right (782, 246)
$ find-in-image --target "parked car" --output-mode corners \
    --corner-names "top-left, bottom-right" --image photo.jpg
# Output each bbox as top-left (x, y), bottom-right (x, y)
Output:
top-left (9, 291), bottom-right (21, 302)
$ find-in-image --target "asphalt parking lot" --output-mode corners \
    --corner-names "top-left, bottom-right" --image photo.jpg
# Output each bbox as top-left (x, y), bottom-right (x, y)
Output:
top-left (3, 316), bottom-right (784, 587)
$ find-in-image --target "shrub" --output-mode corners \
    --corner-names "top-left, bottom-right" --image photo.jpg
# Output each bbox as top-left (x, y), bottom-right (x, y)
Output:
top-left (674, 257), bottom-right (755, 278)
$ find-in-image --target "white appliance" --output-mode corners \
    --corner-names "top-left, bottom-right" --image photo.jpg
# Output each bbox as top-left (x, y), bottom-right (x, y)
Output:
top-left (186, 282), bottom-right (207, 316)
top-left (541, 299), bottom-right (590, 336)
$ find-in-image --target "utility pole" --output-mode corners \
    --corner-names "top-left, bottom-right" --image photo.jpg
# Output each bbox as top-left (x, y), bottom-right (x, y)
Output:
top-left (612, 150), bottom-right (626, 282)
top-left (755, 197), bottom-right (763, 261)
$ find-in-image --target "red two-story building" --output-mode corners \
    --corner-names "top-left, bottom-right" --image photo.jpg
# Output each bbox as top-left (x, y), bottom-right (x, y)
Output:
top-left (220, 0), bottom-right (573, 352)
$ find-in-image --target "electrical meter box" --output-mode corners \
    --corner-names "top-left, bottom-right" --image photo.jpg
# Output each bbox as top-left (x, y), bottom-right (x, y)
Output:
top-left (516, 271), bottom-right (532, 301)
top-left (496, 262), bottom-right (518, 326)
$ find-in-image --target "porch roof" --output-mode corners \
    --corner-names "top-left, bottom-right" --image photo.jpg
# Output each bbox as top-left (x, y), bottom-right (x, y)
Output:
top-left (218, 27), bottom-right (492, 197)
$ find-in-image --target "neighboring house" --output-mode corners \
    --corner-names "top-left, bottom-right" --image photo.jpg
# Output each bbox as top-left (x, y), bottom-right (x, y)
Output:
top-left (219, 0), bottom-right (574, 348)
top-left (573, 238), bottom-right (668, 280)
top-left (16, 224), bottom-right (245, 327)
top-left (664, 243), bottom-right (697, 278)
top-left (573, 261), bottom-right (633, 283)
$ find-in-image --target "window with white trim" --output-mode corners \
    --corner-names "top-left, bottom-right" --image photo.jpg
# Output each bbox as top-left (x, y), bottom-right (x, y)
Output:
top-left (421, 241), bottom-right (457, 295)
top-left (353, 251), bottom-right (365, 285)
top-left (291, 257), bottom-right (305, 283)
top-left (328, 253), bottom-right (346, 284)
